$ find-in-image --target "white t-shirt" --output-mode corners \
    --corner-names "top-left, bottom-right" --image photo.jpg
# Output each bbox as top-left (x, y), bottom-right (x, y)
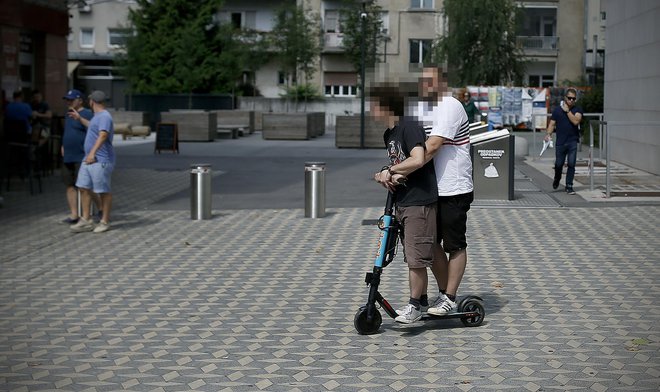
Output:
top-left (416, 96), bottom-right (473, 196)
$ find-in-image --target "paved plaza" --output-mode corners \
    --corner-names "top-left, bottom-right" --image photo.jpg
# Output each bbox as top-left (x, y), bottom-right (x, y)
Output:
top-left (1, 130), bottom-right (659, 391)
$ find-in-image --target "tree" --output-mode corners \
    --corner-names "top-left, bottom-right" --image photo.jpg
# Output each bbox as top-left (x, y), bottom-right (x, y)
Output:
top-left (119, 0), bottom-right (266, 96)
top-left (431, 0), bottom-right (525, 86)
top-left (339, 1), bottom-right (385, 76)
top-left (270, 3), bottom-right (321, 89)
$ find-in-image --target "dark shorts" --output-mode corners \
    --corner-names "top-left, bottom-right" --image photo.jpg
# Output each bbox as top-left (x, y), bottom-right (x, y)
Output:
top-left (61, 162), bottom-right (80, 187)
top-left (437, 191), bottom-right (474, 253)
top-left (396, 203), bottom-right (437, 269)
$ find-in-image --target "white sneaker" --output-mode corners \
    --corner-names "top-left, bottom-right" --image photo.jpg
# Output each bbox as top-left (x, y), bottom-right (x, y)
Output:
top-left (395, 293), bottom-right (448, 316)
top-left (394, 304), bottom-right (422, 324)
top-left (428, 293), bottom-right (449, 308)
top-left (427, 297), bottom-right (457, 316)
top-left (93, 221), bottom-right (110, 233)
top-left (70, 217), bottom-right (94, 233)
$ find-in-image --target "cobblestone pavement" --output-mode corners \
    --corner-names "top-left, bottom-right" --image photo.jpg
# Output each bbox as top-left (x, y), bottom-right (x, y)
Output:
top-left (1, 133), bottom-right (659, 391)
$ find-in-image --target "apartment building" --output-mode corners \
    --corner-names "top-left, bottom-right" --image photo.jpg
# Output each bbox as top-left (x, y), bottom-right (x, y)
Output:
top-left (67, 0), bottom-right (136, 108)
top-left (64, 0), bottom-right (602, 103)
top-left (517, 0), bottom-right (604, 87)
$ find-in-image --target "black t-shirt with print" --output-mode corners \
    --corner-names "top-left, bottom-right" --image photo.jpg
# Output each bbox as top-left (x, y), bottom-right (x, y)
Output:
top-left (383, 118), bottom-right (437, 207)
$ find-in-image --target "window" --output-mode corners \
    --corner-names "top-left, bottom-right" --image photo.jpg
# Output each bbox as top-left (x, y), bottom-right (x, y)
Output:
top-left (409, 39), bottom-right (431, 64)
top-left (278, 71), bottom-right (286, 85)
top-left (108, 28), bottom-right (130, 47)
top-left (411, 0), bottom-right (433, 9)
top-left (325, 10), bottom-right (340, 33)
top-left (324, 85), bottom-right (356, 97)
top-left (80, 28), bottom-right (94, 48)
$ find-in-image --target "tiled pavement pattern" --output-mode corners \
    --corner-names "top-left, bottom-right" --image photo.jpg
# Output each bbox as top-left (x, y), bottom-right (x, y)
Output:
top-left (1, 132), bottom-right (659, 391)
top-left (1, 202), bottom-right (659, 391)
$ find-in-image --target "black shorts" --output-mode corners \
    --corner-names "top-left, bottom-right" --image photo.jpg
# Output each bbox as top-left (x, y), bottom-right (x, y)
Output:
top-left (437, 191), bottom-right (473, 253)
top-left (61, 162), bottom-right (80, 187)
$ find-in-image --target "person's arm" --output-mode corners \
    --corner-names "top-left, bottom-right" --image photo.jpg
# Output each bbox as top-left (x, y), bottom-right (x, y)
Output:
top-left (68, 109), bottom-right (90, 128)
top-left (84, 131), bottom-right (108, 164)
top-left (566, 110), bottom-right (582, 126)
top-left (544, 119), bottom-right (556, 141)
top-left (377, 145), bottom-right (426, 191)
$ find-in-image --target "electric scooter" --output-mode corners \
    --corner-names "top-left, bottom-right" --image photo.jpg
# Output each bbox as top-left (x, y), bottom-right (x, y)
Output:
top-left (354, 191), bottom-right (485, 335)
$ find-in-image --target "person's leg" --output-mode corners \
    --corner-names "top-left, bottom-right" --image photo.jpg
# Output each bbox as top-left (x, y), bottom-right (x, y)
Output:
top-left (553, 144), bottom-right (568, 188)
top-left (428, 192), bottom-right (472, 315)
top-left (99, 193), bottom-right (112, 223)
top-left (445, 248), bottom-right (467, 296)
top-left (565, 142), bottom-right (578, 190)
top-left (429, 244), bottom-right (448, 292)
top-left (66, 186), bottom-right (78, 218)
top-left (394, 204), bottom-right (435, 323)
top-left (79, 188), bottom-right (91, 220)
top-left (409, 267), bottom-right (428, 300)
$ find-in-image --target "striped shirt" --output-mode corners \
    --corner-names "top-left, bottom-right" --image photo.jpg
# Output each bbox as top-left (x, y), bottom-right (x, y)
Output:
top-left (416, 96), bottom-right (473, 196)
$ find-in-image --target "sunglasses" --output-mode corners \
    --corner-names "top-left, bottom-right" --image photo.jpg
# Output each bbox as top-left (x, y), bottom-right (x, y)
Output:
top-left (566, 96), bottom-right (576, 101)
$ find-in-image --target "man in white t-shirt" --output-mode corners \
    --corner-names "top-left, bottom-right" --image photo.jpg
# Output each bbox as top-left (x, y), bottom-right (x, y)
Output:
top-left (388, 66), bottom-right (474, 315)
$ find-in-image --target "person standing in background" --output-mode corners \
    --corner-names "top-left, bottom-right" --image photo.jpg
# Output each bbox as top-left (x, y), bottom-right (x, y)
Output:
top-left (69, 90), bottom-right (115, 233)
top-left (544, 88), bottom-right (583, 195)
top-left (60, 89), bottom-right (102, 224)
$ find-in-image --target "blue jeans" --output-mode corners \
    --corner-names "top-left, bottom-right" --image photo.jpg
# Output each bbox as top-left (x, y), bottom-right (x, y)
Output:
top-left (554, 141), bottom-right (577, 188)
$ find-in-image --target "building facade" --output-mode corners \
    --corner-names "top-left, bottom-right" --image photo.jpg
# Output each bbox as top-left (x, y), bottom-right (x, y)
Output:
top-left (67, 0), bottom-right (136, 108)
top-left (602, 0), bottom-right (660, 175)
top-left (0, 0), bottom-right (68, 112)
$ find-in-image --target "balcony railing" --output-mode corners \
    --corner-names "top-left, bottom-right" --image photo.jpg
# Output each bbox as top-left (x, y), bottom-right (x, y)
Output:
top-left (324, 32), bottom-right (344, 49)
top-left (517, 36), bottom-right (558, 51)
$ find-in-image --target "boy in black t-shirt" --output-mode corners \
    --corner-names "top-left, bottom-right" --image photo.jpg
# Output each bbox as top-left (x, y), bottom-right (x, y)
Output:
top-left (371, 84), bottom-right (438, 324)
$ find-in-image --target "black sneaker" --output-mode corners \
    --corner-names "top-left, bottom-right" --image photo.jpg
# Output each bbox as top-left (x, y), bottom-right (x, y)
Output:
top-left (566, 187), bottom-right (576, 195)
top-left (552, 178), bottom-right (560, 189)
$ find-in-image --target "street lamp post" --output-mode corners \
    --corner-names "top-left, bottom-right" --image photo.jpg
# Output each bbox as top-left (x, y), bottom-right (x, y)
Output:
top-left (359, 5), bottom-right (367, 149)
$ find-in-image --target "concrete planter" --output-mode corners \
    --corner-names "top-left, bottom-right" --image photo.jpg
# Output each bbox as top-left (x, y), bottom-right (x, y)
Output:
top-left (160, 110), bottom-right (216, 142)
top-left (262, 112), bottom-right (326, 140)
top-left (335, 115), bottom-right (384, 148)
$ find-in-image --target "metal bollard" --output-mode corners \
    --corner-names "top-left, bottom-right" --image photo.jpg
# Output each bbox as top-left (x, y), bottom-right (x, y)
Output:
top-left (304, 162), bottom-right (326, 218)
top-left (190, 163), bottom-right (212, 220)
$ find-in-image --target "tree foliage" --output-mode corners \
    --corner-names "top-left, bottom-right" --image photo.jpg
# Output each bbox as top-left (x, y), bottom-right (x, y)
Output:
top-left (270, 3), bottom-right (322, 87)
top-left (119, 0), bottom-right (268, 95)
top-left (339, 1), bottom-right (385, 75)
top-left (431, 0), bottom-right (525, 86)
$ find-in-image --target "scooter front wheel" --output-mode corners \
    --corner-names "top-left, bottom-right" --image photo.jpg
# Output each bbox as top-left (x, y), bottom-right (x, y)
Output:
top-left (354, 306), bottom-right (382, 335)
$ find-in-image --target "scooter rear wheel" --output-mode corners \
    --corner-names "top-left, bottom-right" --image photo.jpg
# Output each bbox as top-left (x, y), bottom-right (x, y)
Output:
top-left (459, 298), bottom-right (485, 327)
top-left (354, 307), bottom-right (382, 335)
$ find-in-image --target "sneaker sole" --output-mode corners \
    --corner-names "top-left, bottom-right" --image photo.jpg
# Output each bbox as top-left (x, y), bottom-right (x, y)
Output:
top-left (427, 308), bottom-right (456, 316)
top-left (71, 226), bottom-right (94, 233)
top-left (394, 315), bottom-right (422, 324)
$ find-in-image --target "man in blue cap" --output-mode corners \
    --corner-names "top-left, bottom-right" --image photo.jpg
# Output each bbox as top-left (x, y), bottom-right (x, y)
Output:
top-left (61, 89), bottom-right (100, 224)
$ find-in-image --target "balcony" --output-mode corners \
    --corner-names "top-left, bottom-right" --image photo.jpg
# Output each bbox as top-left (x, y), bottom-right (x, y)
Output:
top-left (324, 32), bottom-right (344, 52)
top-left (517, 36), bottom-right (559, 55)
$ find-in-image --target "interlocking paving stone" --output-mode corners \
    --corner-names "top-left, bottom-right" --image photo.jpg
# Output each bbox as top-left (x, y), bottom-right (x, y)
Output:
top-left (1, 204), bottom-right (659, 391)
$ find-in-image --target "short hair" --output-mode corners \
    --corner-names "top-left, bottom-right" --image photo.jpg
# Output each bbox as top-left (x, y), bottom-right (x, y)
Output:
top-left (367, 82), bottom-right (417, 117)
top-left (565, 88), bottom-right (577, 96)
top-left (13, 90), bottom-right (23, 99)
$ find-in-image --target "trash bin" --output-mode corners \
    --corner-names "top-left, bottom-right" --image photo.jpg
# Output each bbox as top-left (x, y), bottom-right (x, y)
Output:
top-left (470, 130), bottom-right (515, 200)
top-left (304, 162), bottom-right (326, 218)
top-left (190, 163), bottom-right (212, 220)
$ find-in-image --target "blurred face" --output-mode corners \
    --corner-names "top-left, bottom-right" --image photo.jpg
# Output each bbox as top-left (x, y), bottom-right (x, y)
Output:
top-left (65, 97), bottom-right (83, 110)
top-left (369, 100), bottom-right (390, 125)
top-left (419, 67), bottom-right (448, 101)
top-left (463, 92), bottom-right (470, 102)
top-left (32, 93), bottom-right (42, 103)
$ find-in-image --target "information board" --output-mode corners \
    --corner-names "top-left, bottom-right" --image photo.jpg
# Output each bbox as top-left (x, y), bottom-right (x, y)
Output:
top-left (155, 122), bottom-right (179, 153)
